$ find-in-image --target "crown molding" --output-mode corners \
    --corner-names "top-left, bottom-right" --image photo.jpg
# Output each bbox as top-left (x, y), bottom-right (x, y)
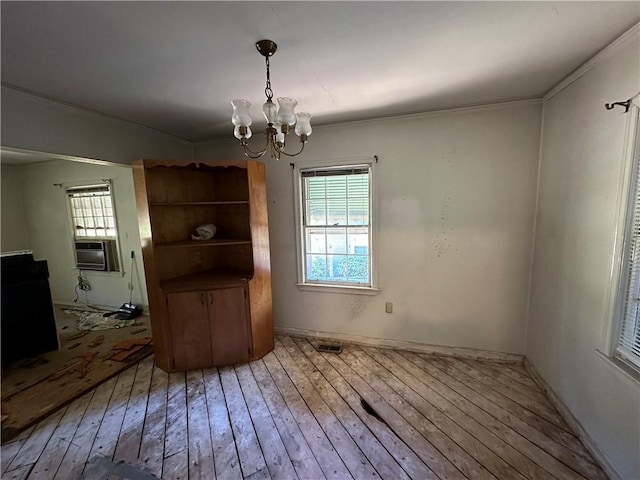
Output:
top-left (313, 98), bottom-right (544, 134)
top-left (1, 83), bottom-right (193, 146)
top-left (544, 23), bottom-right (640, 102)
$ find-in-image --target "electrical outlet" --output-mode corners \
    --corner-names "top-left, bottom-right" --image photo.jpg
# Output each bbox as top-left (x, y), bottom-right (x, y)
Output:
top-left (385, 302), bottom-right (393, 314)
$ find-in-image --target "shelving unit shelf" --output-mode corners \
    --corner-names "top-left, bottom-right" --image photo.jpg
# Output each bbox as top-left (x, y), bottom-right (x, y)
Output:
top-left (133, 159), bottom-right (273, 372)
top-left (154, 239), bottom-right (253, 248)
top-left (151, 201), bottom-right (249, 206)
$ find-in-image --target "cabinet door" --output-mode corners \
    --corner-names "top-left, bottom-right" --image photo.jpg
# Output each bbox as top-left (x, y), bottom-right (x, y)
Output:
top-left (208, 287), bottom-right (251, 365)
top-left (166, 291), bottom-right (213, 370)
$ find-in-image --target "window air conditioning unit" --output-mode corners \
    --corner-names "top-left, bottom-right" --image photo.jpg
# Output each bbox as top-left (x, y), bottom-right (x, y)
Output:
top-left (74, 240), bottom-right (119, 271)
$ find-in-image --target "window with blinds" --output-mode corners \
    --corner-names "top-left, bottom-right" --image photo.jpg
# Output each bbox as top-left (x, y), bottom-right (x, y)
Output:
top-left (617, 127), bottom-right (640, 370)
top-left (66, 183), bottom-right (117, 238)
top-left (300, 165), bottom-right (372, 286)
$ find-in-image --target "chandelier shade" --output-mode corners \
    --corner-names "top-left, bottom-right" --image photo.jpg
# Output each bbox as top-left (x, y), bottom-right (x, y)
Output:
top-left (276, 97), bottom-right (297, 126)
top-left (230, 40), bottom-right (311, 160)
top-left (231, 99), bottom-right (252, 127)
top-left (295, 112), bottom-right (312, 136)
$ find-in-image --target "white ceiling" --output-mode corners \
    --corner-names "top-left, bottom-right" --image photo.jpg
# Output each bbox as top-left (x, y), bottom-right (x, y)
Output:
top-left (2, 2), bottom-right (638, 142)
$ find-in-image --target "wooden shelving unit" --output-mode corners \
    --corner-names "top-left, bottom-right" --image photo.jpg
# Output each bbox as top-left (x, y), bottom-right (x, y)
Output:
top-left (133, 159), bottom-right (273, 372)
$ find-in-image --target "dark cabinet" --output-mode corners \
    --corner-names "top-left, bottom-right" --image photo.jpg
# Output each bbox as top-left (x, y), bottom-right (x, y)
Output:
top-left (1, 252), bottom-right (59, 366)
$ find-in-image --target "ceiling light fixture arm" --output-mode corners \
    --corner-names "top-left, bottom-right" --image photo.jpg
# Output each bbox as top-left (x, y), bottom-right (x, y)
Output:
top-left (239, 125), bottom-right (307, 160)
top-left (274, 137), bottom-right (307, 158)
top-left (241, 142), bottom-right (267, 159)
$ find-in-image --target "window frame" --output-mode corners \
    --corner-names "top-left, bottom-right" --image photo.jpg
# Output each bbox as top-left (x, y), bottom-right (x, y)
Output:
top-left (293, 157), bottom-right (380, 294)
top-left (611, 105), bottom-right (640, 373)
top-left (594, 98), bottom-right (640, 382)
top-left (64, 179), bottom-right (123, 274)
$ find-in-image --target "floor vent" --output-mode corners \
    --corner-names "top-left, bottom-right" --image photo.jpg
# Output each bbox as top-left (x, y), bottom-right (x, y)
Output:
top-left (315, 343), bottom-right (343, 354)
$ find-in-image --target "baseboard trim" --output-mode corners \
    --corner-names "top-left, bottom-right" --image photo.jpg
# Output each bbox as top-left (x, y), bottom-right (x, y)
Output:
top-left (54, 300), bottom-right (112, 311)
top-left (523, 358), bottom-right (622, 480)
top-left (274, 326), bottom-right (523, 363)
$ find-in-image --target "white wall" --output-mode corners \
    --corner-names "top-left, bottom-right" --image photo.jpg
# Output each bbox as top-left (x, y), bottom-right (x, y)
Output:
top-left (1, 87), bottom-right (192, 307)
top-left (17, 159), bottom-right (148, 309)
top-left (1, 164), bottom-right (30, 252)
top-left (196, 101), bottom-right (542, 355)
top-left (1, 86), bottom-right (192, 165)
top-left (527, 29), bottom-right (640, 479)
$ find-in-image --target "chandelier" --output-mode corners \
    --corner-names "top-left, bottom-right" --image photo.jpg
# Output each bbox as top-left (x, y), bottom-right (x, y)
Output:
top-left (231, 40), bottom-right (312, 160)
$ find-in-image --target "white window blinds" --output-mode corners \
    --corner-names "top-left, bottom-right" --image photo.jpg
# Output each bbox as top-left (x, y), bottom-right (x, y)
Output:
top-left (66, 183), bottom-right (117, 238)
top-left (617, 136), bottom-right (640, 369)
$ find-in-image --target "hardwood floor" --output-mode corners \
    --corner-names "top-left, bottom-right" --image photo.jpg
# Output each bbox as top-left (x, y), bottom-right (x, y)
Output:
top-left (1, 305), bottom-right (153, 442)
top-left (1, 336), bottom-right (606, 480)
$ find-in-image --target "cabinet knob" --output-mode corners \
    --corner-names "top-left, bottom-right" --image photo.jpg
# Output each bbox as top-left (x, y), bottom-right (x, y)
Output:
top-left (200, 293), bottom-right (205, 305)
top-left (209, 292), bottom-right (214, 304)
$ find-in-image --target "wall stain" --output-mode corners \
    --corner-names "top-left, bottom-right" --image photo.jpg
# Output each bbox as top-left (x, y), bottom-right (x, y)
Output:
top-left (435, 146), bottom-right (456, 258)
top-left (349, 296), bottom-right (367, 318)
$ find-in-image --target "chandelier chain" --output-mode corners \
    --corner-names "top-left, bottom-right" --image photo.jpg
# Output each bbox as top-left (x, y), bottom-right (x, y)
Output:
top-left (264, 56), bottom-right (273, 101)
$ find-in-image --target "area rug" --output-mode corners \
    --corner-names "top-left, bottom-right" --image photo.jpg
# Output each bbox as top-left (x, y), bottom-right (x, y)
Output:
top-left (63, 308), bottom-right (136, 330)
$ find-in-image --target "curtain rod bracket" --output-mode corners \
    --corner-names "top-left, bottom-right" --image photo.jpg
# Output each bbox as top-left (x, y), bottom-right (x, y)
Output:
top-left (605, 99), bottom-right (631, 113)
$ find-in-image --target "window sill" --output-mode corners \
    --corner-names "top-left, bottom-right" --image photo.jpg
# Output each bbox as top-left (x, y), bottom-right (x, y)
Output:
top-left (74, 268), bottom-right (124, 278)
top-left (296, 283), bottom-right (381, 295)
top-left (595, 350), bottom-right (640, 383)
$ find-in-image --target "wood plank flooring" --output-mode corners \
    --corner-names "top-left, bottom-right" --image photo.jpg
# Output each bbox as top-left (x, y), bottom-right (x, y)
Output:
top-left (1, 336), bottom-right (606, 480)
top-left (1, 305), bottom-right (153, 443)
